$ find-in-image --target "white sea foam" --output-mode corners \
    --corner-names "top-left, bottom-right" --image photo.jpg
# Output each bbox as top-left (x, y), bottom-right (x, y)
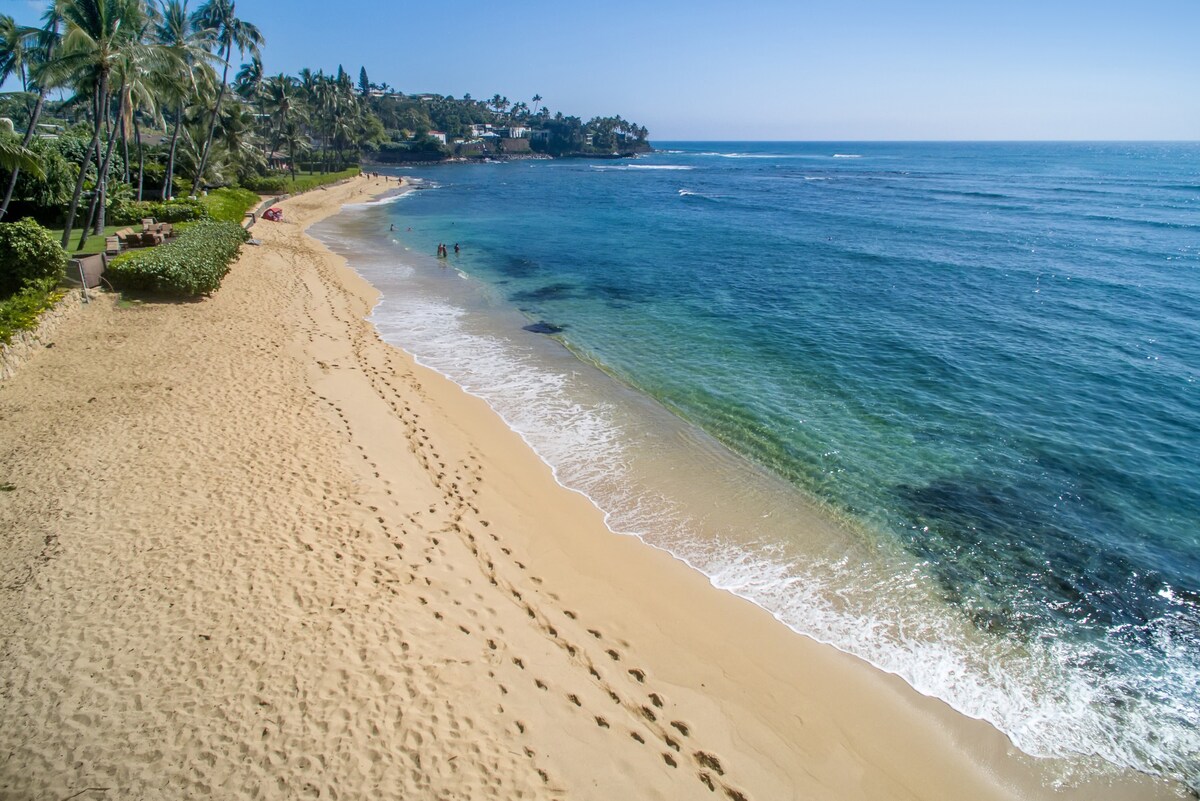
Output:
top-left (592, 164), bottom-right (694, 171)
top-left (343, 191), bottom-right (413, 210)
top-left (832, 153), bottom-right (863, 159)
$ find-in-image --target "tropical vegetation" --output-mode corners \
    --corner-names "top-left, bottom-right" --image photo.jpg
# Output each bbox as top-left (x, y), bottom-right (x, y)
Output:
top-left (0, 0), bottom-right (651, 320)
top-left (106, 218), bottom-right (247, 295)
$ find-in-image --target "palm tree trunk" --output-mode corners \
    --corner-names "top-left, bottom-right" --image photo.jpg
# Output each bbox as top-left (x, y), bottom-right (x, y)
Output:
top-left (61, 79), bottom-right (106, 249)
top-left (164, 105), bottom-right (181, 199)
top-left (193, 40), bottom-right (231, 192)
top-left (121, 112), bottom-right (130, 183)
top-left (135, 113), bottom-right (144, 201)
top-left (78, 87), bottom-right (125, 251)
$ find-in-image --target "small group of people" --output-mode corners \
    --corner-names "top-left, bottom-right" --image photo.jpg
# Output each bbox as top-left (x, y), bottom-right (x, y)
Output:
top-left (436, 243), bottom-right (461, 258)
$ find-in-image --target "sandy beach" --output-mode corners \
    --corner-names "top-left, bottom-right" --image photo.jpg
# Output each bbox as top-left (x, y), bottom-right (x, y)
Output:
top-left (0, 176), bottom-right (1179, 800)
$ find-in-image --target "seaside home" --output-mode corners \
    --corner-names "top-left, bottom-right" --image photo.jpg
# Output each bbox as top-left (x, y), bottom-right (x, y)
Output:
top-left (502, 126), bottom-right (530, 139)
top-left (429, 131), bottom-right (447, 145)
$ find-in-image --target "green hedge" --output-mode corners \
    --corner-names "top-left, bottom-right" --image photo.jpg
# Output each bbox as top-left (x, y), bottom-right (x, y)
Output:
top-left (241, 168), bottom-right (361, 196)
top-left (0, 276), bottom-right (66, 345)
top-left (0, 218), bottom-right (68, 296)
top-left (241, 175), bottom-right (288, 193)
top-left (110, 197), bottom-right (209, 226)
top-left (201, 187), bottom-right (260, 223)
top-left (106, 220), bottom-right (249, 296)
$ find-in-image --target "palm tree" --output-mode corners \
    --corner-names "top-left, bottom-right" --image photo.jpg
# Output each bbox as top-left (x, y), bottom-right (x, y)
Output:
top-left (49, 0), bottom-right (144, 248)
top-left (0, 8), bottom-right (55, 218)
top-left (261, 72), bottom-right (299, 162)
top-left (0, 133), bottom-right (44, 178)
top-left (233, 52), bottom-right (260, 99)
top-left (76, 11), bottom-right (166, 249)
top-left (0, 15), bottom-right (41, 93)
top-left (189, 0), bottom-right (261, 191)
top-left (531, 93), bottom-right (542, 116)
top-left (279, 117), bottom-right (305, 179)
top-left (153, 0), bottom-right (212, 199)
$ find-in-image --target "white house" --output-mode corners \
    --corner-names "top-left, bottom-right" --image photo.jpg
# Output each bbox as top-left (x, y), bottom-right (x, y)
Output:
top-left (428, 130), bottom-right (447, 145)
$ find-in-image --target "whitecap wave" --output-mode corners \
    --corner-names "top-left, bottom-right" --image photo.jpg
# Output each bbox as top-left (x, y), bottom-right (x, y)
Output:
top-left (592, 164), bottom-right (694, 171)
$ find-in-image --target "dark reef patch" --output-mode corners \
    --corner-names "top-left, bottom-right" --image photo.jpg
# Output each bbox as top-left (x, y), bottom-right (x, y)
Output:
top-left (523, 321), bottom-right (565, 335)
top-left (511, 283), bottom-right (576, 303)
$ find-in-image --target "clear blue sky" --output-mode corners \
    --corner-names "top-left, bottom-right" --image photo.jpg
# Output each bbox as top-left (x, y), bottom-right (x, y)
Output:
top-left (5, 0), bottom-right (1198, 140)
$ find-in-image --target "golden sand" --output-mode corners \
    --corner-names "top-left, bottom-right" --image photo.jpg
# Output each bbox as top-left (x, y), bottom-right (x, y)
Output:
top-left (0, 177), bottom-right (1178, 800)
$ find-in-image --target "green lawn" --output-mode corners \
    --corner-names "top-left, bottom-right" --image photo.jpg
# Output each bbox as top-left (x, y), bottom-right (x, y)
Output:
top-left (46, 224), bottom-right (126, 255)
top-left (283, 168), bottom-right (361, 192)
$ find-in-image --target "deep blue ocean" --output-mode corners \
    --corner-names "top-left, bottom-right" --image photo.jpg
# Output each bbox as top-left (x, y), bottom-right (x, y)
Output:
top-left (316, 142), bottom-right (1199, 788)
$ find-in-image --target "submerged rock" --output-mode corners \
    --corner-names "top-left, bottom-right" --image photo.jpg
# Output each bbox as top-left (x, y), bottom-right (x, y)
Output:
top-left (523, 321), bottom-right (564, 335)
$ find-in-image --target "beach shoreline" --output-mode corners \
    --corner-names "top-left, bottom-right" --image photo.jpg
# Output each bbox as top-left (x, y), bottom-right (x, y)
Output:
top-left (0, 175), bottom-right (1179, 800)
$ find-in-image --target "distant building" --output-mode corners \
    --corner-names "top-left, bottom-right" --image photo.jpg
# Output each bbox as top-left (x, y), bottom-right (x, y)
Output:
top-left (35, 123), bottom-right (64, 139)
top-left (428, 131), bottom-right (447, 145)
top-left (469, 123), bottom-right (496, 138)
top-left (502, 126), bottom-right (529, 139)
top-left (531, 129), bottom-right (551, 142)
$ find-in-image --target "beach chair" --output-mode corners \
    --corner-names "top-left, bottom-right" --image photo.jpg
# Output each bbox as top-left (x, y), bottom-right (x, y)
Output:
top-left (116, 227), bottom-right (137, 248)
top-left (67, 253), bottom-right (107, 289)
top-left (141, 217), bottom-right (157, 232)
top-left (158, 222), bottom-right (174, 238)
top-left (105, 236), bottom-right (122, 256)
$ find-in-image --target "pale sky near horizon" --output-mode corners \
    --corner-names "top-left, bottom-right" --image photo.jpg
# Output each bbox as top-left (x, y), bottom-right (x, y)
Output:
top-left (4, 0), bottom-right (1198, 140)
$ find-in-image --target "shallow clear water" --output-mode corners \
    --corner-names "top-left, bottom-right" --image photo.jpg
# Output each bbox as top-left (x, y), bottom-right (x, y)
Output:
top-left (317, 142), bottom-right (1200, 787)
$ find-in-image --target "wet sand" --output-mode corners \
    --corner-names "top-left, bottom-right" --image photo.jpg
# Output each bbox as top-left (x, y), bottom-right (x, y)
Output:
top-left (0, 175), bottom-right (1179, 800)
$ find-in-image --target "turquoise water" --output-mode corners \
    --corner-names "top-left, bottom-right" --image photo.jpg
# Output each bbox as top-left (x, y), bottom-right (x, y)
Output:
top-left (317, 142), bottom-right (1200, 788)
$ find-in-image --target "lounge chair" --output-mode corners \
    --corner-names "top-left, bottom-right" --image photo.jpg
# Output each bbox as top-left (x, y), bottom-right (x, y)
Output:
top-left (105, 236), bottom-right (121, 256)
top-left (141, 217), bottom-right (157, 232)
top-left (67, 253), bottom-right (107, 289)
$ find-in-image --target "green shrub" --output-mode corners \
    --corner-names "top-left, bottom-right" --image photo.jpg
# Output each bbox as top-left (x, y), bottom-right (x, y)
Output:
top-left (0, 218), bottom-right (69, 297)
top-left (106, 220), bottom-right (249, 296)
top-left (285, 168), bottom-right (360, 193)
top-left (157, 198), bottom-right (210, 223)
top-left (201, 187), bottom-right (260, 223)
top-left (241, 168), bottom-right (360, 196)
top-left (241, 174), bottom-right (288, 193)
top-left (0, 276), bottom-right (66, 344)
top-left (109, 197), bottom-right (209, 226)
